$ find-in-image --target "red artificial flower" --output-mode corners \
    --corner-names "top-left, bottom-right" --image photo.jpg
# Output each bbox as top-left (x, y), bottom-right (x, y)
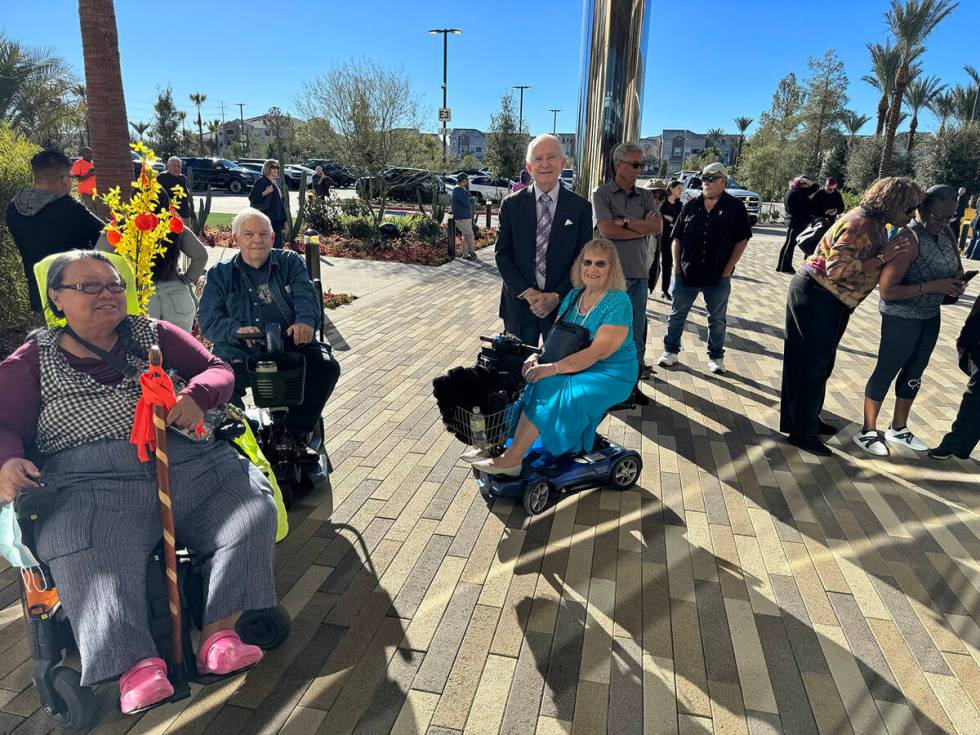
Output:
top-left (169, 216), bottom-right (185, 234)
top-left (106, 228), bottom-right (122, 246)
top-left (134, 212), bottom-right (159, 231)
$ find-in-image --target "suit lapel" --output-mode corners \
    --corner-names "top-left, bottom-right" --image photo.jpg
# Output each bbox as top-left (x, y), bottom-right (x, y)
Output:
top-left (548, 187), bottom-right (569, 249)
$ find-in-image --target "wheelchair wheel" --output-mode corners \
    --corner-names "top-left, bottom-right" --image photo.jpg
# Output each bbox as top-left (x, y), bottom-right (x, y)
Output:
top-left (47, 666), bottom-right (96, 730)
top-left (522, 480), bottom-right (551, 515)
top-left (610, 455), bottom-right (641, 490)
top-left (236, 604), bottom-right (291, 650)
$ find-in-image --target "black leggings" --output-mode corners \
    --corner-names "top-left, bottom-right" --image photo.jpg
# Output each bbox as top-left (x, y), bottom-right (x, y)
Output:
top-left (865, 313), bottom-right (940, 402)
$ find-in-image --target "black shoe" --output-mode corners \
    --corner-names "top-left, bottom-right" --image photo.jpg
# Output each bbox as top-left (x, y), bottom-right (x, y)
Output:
top-left (661, 292), bottom-right (672, 302)
top-left (788, 434), bottom-right (832, 457)
top-left (818, 420), bottom-right (839, 436)
top-left (776, 267), bottom-right (795, 274)
top-left (632, 387), bottom-right (651, 406)
top-left (927, 448), bottom-right (953, 461)
top-left (640, 363), bottom-right (656, 379)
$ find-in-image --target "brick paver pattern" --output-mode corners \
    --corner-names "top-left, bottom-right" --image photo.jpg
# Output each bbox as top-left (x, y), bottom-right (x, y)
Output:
top-left (1, 230), bottom-right (979, 734)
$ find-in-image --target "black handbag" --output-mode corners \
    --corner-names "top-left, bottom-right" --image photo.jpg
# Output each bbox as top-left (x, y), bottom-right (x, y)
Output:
top-left (540, 291), bottom-right (592, 363)
top-left (796, 216), bottom-right (834, 256)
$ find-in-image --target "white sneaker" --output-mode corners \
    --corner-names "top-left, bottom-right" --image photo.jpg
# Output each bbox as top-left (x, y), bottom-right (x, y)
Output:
top-left (853, 430), bottom-right (890, 456)
top-left (885, 426), bottom-right (928, 451)
top-left (657, 351), bottom-right (678, 367)
top-left (707, 358), bottom-right (726, 374)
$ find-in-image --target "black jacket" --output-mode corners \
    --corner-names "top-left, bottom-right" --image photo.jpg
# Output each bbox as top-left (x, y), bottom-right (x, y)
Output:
top-left (784, 186), bottom-right (815, 225)
top-left (810, 188), bottom-right (845, 219)
top-left (248, 176), bottom-right (287, 225)
top-left (494, 185), bottom-right (592, 331)
top-left (5, 190), bottom-right (104, 311)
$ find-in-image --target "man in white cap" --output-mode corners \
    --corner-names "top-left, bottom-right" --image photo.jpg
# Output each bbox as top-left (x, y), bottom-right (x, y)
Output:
top-left (657, 162), bottom-right (751, 374)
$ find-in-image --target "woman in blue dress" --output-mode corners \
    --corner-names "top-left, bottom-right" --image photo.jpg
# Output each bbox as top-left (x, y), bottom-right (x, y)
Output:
top-left (475, 239), bottom-right (638, 476)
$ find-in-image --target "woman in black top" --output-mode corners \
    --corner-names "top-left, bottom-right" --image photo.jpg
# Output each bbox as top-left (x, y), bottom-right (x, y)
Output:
top-left (655, 180), bottom-right (683, 301)
top-left (248, 160), bottom-right (288, 248)
top-left (776, 176), bottom-right (816, 273)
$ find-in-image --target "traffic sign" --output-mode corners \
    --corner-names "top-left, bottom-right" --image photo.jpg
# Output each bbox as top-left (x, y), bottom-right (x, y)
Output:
top-left (438, 108), bottom-right (452, 123)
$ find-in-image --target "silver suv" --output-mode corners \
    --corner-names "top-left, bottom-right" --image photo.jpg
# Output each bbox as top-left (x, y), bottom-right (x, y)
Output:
top-left (676, 172), bottom-right (760, 226)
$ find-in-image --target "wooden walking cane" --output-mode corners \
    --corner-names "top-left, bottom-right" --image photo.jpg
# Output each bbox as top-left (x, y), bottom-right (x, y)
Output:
top-left (147, 346), bottom-right (185, 684)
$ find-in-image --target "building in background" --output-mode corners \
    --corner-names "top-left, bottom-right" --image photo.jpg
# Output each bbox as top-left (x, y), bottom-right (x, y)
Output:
top-left (658, 129), bottom-right (737, 172)
top-left (448, 128), bottom-right (488, 160)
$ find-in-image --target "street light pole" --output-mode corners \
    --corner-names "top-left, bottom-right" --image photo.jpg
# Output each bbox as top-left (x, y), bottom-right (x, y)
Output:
top-left (237, 102), bottom-right (246, 155)
top-left (513, 85), bottom-right (530, 136)
top-left (429, 28), bottom-right (462, 169)
top-left (549, 108), bottom-right (561, 135)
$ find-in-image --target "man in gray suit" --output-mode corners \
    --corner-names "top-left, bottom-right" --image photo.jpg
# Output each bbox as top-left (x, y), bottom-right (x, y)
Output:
top-left (495, 134), bottom-right (593, 346)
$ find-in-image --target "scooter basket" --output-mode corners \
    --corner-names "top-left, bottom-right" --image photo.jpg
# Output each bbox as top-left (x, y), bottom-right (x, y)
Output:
top-left (245, 352), bottom-right (306, 407)
top-left (449, 403), bottom-right (519, 450)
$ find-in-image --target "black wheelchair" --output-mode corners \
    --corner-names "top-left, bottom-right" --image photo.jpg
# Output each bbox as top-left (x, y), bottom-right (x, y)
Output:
top-left (14, 485), bottom-right (290, 729)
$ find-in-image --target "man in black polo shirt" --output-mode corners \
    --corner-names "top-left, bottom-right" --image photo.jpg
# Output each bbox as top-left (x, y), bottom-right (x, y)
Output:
top-left (657, 162), bottom-right (751, 374)
top-left (157, 156), bottom-right (193, 226)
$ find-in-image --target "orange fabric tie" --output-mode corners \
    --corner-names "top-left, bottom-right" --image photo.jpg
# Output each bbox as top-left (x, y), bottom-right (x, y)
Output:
top-left (130, 363), bottom-right (201, 462)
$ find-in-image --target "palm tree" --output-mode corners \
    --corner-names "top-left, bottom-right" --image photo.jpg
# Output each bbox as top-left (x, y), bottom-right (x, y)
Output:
top-left (129, 120), bottom-right (149, 141)
top-left (189, 91), bottom-right (207, 155)
top-left (878, 0), bottom-right (958, 177)
top-left (929, 90), bottom-right (956, 135)
top-left (862, 40), bottom-right (903, 136)
top-left (78, 0), bottom-right (131, 208)
top-left (841, 110), bottom-right (872, 163)
top-left (950, 83), bottom-right (976, 125)
top-left (965, 64), bottom-right (980, 122)
top-left (732, 116), bottom-right (753, 169)
top-left (206, 119), bottom-right (221, 155)
top-left (0, 32), bottom-right (78, 144)
top-left (704, 127), bottom-right (725, 151)
top-left (903, 75), bottom-right (944, 156)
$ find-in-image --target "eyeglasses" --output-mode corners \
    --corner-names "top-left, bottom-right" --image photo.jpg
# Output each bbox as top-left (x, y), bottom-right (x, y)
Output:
top-left (702, 174), bottom-right (726, 184)
top-left (618, 161), bottom-right (642, 169)
top-left (57, 281), bottom-right (127, 295)
top-left (582, 259), bottom-right (608, 268)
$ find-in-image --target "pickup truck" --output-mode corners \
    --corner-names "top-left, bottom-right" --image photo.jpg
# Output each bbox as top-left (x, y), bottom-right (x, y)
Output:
top-left (676, 172), bottom-right (761, 227)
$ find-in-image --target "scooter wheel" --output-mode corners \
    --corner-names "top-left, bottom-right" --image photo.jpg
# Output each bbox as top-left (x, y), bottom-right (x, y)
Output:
top-left (610, 455), bottom-right (642, 489)
top-left (522, 480), bottom-right (551, 515)
top-left (48, 666), bottom-right (97, 729)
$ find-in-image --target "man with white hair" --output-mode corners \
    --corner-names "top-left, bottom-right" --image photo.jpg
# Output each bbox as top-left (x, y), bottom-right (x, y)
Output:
top-left (199, 208), bottom-right (340, 443)
top-left (495, 134), bottom-right (593, 345)
top-left (157, 156), bottom-right (193, 226)
top-left (658, 162), bottom-right (751, 374)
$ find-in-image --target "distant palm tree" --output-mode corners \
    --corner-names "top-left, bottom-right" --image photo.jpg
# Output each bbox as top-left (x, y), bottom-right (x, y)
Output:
top-left (965, 64), bottom-right (980, 122)
top-left (878, 0), bottom-right (958, 177)
top-left (129, 119), bottom-right (149, 141)
top-left (862, 40), bottom-right (904, 136)
top-left (929, 90), bottom-right (956, 135)
top-left (78, 0), bottom-right (131, 207)
top-left (704, 127), bottom-right (725, 151)
top-left (733, 116), bottom-right (753, 169)
top-left (949, 83), bottom-right (976, 125)
top-left (189, 91), bottom-right (207, 154)
top-left (903, 75), bottom-right (945, 156)
top-left (841, 110), bottom-right (872, 162)
top-left (206, 119), bottom-right (221, 155)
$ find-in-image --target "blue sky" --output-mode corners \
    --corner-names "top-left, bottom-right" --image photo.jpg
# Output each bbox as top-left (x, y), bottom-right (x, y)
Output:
top-left (5, 0), bottom-right (979, 140)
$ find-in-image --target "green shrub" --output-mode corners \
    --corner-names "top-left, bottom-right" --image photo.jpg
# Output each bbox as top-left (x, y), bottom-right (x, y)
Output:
top-left (339, 214), bottom-right (377, 241)
top-left (0, 124), bottom-right (39, 333)
top-left (338, 197), bottom-right (365, 217)
top-left (387, 214), bottom-right (414, 237)
top-left (306, 195), bottom-right (339, 236)
top-left (412, 216), bottom-right (441, 242)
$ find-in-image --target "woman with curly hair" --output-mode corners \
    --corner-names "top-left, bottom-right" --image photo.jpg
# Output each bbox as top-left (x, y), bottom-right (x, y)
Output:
top-left (779, 177), bottom-right (923, 456)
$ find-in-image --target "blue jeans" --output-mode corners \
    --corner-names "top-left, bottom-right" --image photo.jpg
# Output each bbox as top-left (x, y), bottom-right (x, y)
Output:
top-left (663, 273), bottom-right (731, 359)
top-left (625, 277), bottom-right (649, 367)
top-left (967, 229), bottom-right (980, 259)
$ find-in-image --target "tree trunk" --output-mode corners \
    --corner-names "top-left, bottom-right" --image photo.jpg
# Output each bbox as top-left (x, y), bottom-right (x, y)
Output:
top-left (906, 115), bottom-right (918, 158)
top-left (197, 113), bottom-right (205, 155)
top-left (735, 134), bottom-right (744, 169)
top-left (878, 62), bottom-right (910, 178)
top-left (875, 94), bottom-right (889, 137)
top-left (78, 0), bottom-right (131, 215)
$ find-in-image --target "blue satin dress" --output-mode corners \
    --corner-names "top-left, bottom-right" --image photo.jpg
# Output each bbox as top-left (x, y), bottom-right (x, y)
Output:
top-left (521, 288), bottom-right (638, 456)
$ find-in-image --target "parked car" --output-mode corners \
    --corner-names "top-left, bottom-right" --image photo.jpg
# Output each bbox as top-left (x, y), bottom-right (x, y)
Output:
top-left (283, 164), bottom-right (315, 190)
top-left (302, 160), bottom-right (358, 188)
top-left (465, 175), bottom-right (513, 202)
top-left (676, 171), bottom-right (761, 227)
top-left (131, 151), bottom-right (165, 177)
top-left (181, 157), bottom-right (261, 194)
top-left (560, 168), bottom-right (576, 188)
top-left (237, 162), bottom-right (264, 175)
top-left (356, 168), bottom-right (448, 204)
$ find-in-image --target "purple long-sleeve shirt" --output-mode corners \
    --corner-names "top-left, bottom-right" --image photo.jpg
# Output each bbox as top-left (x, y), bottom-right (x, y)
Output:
top-left (0, 320), bottom-right (233, 468)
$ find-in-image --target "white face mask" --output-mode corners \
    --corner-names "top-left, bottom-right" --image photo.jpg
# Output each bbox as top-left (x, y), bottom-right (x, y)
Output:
top-left (1, 505), bottom-right (40, 569)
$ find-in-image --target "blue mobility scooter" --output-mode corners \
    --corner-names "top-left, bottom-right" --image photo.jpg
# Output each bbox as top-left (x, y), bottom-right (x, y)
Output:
top-left (434, 333), bottom-right (642, 516)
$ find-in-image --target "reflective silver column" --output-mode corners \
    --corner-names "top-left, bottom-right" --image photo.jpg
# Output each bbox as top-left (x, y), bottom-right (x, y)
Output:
top-left (575, 0), bottom-right (652, 198)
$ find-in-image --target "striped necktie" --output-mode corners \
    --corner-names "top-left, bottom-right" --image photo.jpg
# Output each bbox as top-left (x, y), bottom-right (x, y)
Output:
top-left (535, 192), bottom-right (553, 289)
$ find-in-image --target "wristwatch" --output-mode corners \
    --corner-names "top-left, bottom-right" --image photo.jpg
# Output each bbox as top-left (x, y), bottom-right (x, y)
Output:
top-left (876, 253), bottom-right (886, 262)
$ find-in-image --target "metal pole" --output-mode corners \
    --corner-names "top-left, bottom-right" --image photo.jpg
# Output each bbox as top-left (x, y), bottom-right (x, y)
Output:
top-left (549, 108), bottom-right (561, 135)
top-left (513, 86), bottom-right (530, 136)
top-left (442, 32), bottom-right (448, 167)
top-left (237, 102), bottom-right (246, 156)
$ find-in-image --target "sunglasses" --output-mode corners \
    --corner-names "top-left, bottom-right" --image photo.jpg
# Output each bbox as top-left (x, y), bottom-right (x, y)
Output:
top-left (618, 161), bottom-right (641, 169)
top-left (582, 259), bottom-right (608, 268)
top-left (702, 174), bottom-right (726, 184)
top-left (58, 281), bottom-right (127, 295)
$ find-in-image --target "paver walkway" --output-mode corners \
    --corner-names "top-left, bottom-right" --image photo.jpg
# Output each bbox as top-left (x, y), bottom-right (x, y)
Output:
top-left (1, 229), bottom-right (979, 734)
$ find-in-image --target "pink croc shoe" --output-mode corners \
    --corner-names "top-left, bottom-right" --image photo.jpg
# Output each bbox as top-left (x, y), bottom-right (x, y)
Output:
top-left (119, 657), bottom-right (174, 715)
top-left (196, 630), bottom-right (264, 676)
